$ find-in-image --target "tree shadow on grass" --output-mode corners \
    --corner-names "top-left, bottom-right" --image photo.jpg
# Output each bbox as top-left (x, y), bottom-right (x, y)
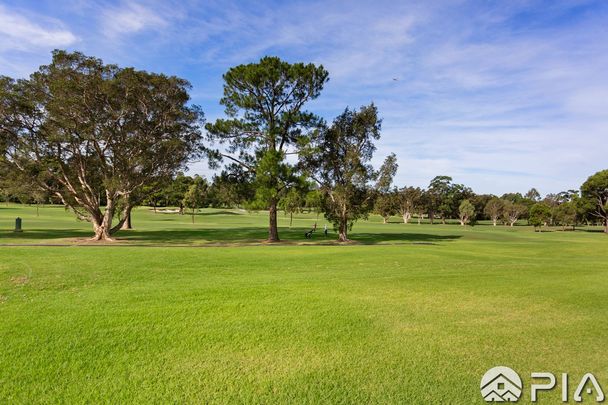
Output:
top-left (119, 227), bottom-right (462, 245)
top-left (0, 228), bottom-right (93, 241)
top-left (346, 232), bottom-right (461, 245)
top-left (0, 226), bottom-right (462, 246)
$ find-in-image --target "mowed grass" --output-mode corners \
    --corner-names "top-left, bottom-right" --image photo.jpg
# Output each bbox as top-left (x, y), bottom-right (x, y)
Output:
top-left (1, 204), bottom-right (607, 403)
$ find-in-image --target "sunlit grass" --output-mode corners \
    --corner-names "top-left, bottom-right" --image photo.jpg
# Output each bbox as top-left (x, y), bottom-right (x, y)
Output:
top-left (0, 204), bottom-right (607, 403)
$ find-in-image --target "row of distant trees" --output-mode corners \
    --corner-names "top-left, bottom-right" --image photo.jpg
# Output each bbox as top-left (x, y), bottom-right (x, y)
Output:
top-left (1, 51), bottom-right (607, 241)
top-left (3, 162), bottom-right (607, 233)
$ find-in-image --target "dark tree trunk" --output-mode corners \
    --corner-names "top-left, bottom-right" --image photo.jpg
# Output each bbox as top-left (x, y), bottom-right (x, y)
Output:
top-left (337, 217), bottom-right (349, 242)
top-left (268, 199), bottom-right (280, 242)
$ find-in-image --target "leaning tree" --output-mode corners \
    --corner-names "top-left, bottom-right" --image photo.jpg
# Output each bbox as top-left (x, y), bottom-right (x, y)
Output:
top-left (0, 51), bottom-right (203, 240)
top-left (205, 57), bottom-right (328, 242)
top-left (302, 104), bottom-right (382, 242)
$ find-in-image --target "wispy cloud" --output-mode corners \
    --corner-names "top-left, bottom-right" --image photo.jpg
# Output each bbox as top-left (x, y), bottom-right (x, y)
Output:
top-left (0, 5), bottom-right (77, 51)
top-left (101, 1), bottom-right (168, 37)
top-left (1, 0), bottom-right (607, 195)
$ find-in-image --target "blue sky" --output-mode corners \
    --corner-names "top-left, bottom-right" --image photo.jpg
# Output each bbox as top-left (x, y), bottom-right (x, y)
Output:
top-left (1, 0), bottom-right (607, 195)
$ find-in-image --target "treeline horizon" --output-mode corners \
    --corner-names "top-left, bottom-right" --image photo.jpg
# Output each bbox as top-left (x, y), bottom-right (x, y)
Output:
top-left (2, 170), bottom-right (606, 231)
top-left (1, 50), bottom-right (607, 240)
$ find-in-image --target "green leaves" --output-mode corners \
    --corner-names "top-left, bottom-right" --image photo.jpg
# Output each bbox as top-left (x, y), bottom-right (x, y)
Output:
top-left (302, 104), bottom-right (382, 240)
top-left (580, 169), bottom-right (608, 231)
top-left (206, 56), bottom-right (328, 240)
top-left (1, 51), bottom-right (204, 238)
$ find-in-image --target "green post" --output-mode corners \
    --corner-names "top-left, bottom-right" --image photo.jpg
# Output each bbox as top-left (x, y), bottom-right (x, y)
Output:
top-left (14, 217), bottom-right (23, 232)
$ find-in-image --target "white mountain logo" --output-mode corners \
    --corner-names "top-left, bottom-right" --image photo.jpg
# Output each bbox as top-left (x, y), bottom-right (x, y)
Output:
top-left (481, 366), bottom-right (523, 402)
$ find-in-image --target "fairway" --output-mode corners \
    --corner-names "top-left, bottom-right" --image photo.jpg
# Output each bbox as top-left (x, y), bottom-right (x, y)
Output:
top-left (1, 205), bottom-right (607, 403)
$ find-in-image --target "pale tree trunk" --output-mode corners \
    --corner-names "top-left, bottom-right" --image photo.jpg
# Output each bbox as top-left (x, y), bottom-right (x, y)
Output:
top-left (492, 217), bottom-right (497, 226)
top-left (418, 215), bottom-right (422, 225)
top-left (604, 219), bottom-right (608, 234)
top-left (383, 216), bottom-right (387, 224)
top-left (91, 196), bottom-right (116, 241)
top-left (121, 208), bottom-right (132, 230)
top-left (92, 222), bottom-right (112, 241)
top-left (268, 198), bottom-right (280, 242)
top-left (337, 202), bottom-right (349, 242)
top-left (460, 219), bottom-right (465, 226)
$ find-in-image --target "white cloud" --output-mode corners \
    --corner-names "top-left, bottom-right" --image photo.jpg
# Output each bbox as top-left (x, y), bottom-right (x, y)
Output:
top-left (0, 5), bottom-right (77, 51)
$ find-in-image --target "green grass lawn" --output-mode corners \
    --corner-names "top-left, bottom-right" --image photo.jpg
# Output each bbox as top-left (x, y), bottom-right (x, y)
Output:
top-left (1, 204), bottom-right (607, 403)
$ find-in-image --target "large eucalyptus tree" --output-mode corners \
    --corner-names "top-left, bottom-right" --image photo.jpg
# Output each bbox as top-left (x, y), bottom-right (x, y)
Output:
top-left (1, 51), bottom-right (203, 240)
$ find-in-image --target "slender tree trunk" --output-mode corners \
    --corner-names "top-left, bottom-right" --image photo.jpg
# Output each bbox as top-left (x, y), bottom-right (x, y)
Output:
top-left (121, 208), bottom-right (132, 230)
top-left (403, 213), bottom-right (408, 224)
top-left (604, 219), bottom-right (608, 234)
top-left (418, 214), bottom-right (422, 225)
top-left (36, 203), bottom-right (39, 217)
top-left (383, 217), bottom-right (387, 224)
top-left (492, 217), bottom-right (497, 226)
top-left (290, 212), bottom-right (293, 227)
top-left (191, 208), bottom-right (195, 223)
top-left (268, 198), bottom-right (280, 242)
top-left (338, 219), bottom-right (348, 242)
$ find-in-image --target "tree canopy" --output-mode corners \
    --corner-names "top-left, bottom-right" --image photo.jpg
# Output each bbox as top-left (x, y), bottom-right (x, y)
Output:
top-left (581, 169), bottom-right (608, 233)
top-left (302, 104), bottom-right (381, 242)
top-left (0, 51), bottom-right (203, 240)
top-left (205, 56), bottom-right (328, 242)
